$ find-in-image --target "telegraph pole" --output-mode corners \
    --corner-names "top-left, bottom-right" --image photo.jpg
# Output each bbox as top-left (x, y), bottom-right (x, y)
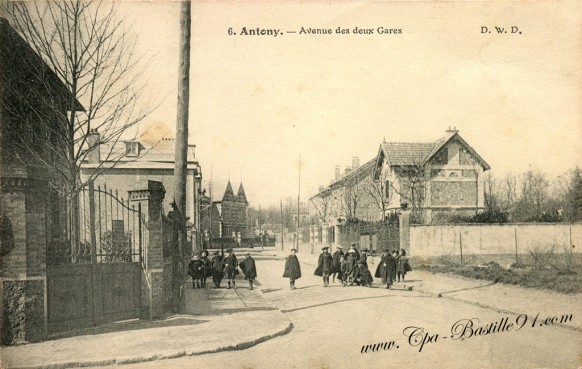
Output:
top-left (174, 0), bottom-right (191, 312)
top-left (209, 166), bottom-right (213, 249)
top-left (280, 199), bottom-right (284, 251)
top-left (296, 154), bottom-right (301, 252)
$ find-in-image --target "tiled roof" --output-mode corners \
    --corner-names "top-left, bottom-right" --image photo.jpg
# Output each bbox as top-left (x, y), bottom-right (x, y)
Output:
top-left (96, 137), bottom-right (197, 164)
top-left (314, 158), bottom-right (375, 196)
top-left (237, 183), bottom-right (248, 205)
top-left (380, 131), bottom-right (490, 170)
top-left (381, 142), bottom-right (435, 166)
top-left (222, 181), bottom-right (236, 202)
top-left (311, 130), bottom-right (490, 199)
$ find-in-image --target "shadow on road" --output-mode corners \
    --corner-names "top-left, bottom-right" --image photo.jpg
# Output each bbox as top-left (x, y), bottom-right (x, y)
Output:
top-left (261, 288), bottom-right (283, 294)
top-left (280, 292), bottom-right (425, 313)
top-left (438, 280), bottom-right (498, 296)
top-left (185, 282), bottom-right (277, 317)
top-left (48, 315), bottom-right (208, 341)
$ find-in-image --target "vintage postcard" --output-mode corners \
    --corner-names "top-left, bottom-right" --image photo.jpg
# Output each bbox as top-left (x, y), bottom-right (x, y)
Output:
top-left (0, 1), bottom-right (580, 368)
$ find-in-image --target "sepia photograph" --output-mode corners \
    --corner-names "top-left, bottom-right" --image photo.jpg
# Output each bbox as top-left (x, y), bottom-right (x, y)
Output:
top-left (0, 1), bottom-right (581, 368)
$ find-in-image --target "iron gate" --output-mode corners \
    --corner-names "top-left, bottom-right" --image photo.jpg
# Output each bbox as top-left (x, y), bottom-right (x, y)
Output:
top-left (46, 181), bottom-right (146, 333)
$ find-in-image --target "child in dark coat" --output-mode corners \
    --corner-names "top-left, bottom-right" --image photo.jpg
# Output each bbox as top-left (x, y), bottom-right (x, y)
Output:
top-left (210, 251), bottom-right (224, 288)
top-left (223, 248), bottom-right (239, 289)
top-left (375, 249), bottom-right (397, 289)
top-left (314, 246), bottom-right (334, 287)
top-left (188, 255), bottom-right (204, 289)
top-left (239, 253), bottom-right (257, 290)
top-left (396, 249), bottom-right (412, 282)
top-left (283, 248), bottom-right (302, 289)
top-left (354, 261), bottom-right (373, 287)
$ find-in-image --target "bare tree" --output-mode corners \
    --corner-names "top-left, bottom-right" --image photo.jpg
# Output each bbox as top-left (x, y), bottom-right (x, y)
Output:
top-left (340, 174), bottom-right (361, 221)
top-left (3, 1), bottom-right (155, 251)
top-left (310, 187), bottom-right (331, 223)
top-left (363, 170), bottom-right (392, 220)
top-left (498, 173), bottom-right (518, 218)
top-left (554, 167), bottom-right (582, 222)
top-left (390, 156), bottom-right (427, 221)
top-left (279, 197), bottom-right (296, 231)
top-left (506, 169), bottom-right (555, 222)
top-left (483, 172), bottom-right (501, 211)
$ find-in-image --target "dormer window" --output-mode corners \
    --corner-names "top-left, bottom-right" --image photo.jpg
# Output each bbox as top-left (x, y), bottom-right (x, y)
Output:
top-left (125, 141), bottom-right (143, 157)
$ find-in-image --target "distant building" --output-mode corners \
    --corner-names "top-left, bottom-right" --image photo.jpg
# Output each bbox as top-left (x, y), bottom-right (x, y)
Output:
top-left (309, 158), bottom-right (377, 225)
top-left (200, 181), bottom-right (249, 243)
top-left (310, 129), bottom-right (491, 224)
top-left (80, 135), bottom-right (203, 247)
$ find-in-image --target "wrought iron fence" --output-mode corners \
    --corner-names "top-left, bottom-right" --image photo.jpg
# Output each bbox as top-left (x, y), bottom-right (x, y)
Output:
top-left (48, 181), bottom-right (147, 265)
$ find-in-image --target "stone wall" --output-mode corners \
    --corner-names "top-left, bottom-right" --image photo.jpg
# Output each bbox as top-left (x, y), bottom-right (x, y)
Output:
top-left (338, 221), bottom-right (400, 253)
top-left (1, 279), bottom-right (45, 344)
top-left (410, 223), bottom-right (582, 257)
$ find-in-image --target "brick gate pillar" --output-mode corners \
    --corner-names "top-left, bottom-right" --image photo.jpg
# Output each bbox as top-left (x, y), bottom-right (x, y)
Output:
top-left (129, 181), bottom-right (166, 319)
top-left (0, 177), bottom-right (49, 344)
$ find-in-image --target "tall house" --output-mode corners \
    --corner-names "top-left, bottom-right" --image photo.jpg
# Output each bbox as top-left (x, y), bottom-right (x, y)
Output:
top-left (80, 136), bottom-right (203, 247)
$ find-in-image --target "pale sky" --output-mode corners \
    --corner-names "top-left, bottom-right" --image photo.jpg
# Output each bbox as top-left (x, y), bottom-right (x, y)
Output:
top-left (116, 1), bottom-right (581, 208)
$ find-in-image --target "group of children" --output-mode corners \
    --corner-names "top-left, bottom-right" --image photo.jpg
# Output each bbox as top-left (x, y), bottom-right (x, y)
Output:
top-left (188, 247), bottom-right (257, 290)
top-left (314, 243), bottom-right (412, 289)
top-left (189, 243), bottom-right (411, 292)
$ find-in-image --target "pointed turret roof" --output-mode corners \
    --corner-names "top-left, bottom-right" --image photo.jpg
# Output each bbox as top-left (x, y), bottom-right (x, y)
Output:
top-left (237, 183), bottom-right (248, 205)
top-left (222, 180), bottom-right (236, 202)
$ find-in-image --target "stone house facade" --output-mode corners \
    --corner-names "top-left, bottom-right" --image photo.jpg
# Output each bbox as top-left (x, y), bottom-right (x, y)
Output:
top-left (80, 135), bottom-right (203, 250)
top-left (310, 159), bottom-right (379, 226)
top-left (310, 129), bottom-right (490, 226)
top-left (373, 129), bottom-right (490, 223)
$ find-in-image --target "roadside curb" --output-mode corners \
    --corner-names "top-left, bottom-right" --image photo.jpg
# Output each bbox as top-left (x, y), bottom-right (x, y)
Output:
top-left (9, 320), bottom-right (294, 369)
top-left (411, 286), bottom-right (582, 333)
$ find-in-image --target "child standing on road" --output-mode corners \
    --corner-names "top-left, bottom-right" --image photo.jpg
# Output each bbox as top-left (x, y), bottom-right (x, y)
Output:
top-left (396, 249), bottom-right (412, 282)
top-left (188, 255), bottom-right (203, 289)
top-left (375, 248), bottom-right (397, 289)
top-left (314, 246), bottom-right (334, 287)
top-left (239, 252), bottom-right (257, 290)
top-left (283, 248), bottom-right (302, 290)
top-left (223, 248), bottom-right (238, 289)
top-left (199, 250), bottom-right (211, 288)
top-left (211, 251), bottom-right (224, 288)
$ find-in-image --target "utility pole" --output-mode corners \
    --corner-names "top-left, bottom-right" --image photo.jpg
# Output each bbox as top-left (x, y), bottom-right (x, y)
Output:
top-left (280, 199), bottom-right (284, 251)
top-left (259, 203), bottom-right (263, 251)
top-left (209, 166), bottom-right (213, 249)
top-left (296, 154), bottom-right (301, 252)
top-left (174, 0), bottom-right (191, 312)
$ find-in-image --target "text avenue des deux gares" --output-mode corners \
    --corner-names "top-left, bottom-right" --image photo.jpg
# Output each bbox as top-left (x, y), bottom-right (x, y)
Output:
top-left (360, 312), bottom-right (573, 355)
top-left (227, 26), bottom-right (403, 37)
top-left (227, 26), bottom-right (522, 37)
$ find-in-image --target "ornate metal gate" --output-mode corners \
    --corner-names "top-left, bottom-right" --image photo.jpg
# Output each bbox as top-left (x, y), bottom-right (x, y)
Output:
top-left (46, 181), bottom-right (145, 333)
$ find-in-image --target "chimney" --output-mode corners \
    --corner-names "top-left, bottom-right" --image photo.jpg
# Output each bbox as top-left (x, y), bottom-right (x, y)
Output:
top-left (86, 129), bottom-right (100, 163)
top-left (188, 144), bottom-right (196, 156)
top-left (344, 166), bottom-right (352, 175)
top-left (352, 156), bottom-right (360, 170)
top-left (446, 126), bottom-right (459, 133)
top-left (335, 165), bottom-right (341, 181)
